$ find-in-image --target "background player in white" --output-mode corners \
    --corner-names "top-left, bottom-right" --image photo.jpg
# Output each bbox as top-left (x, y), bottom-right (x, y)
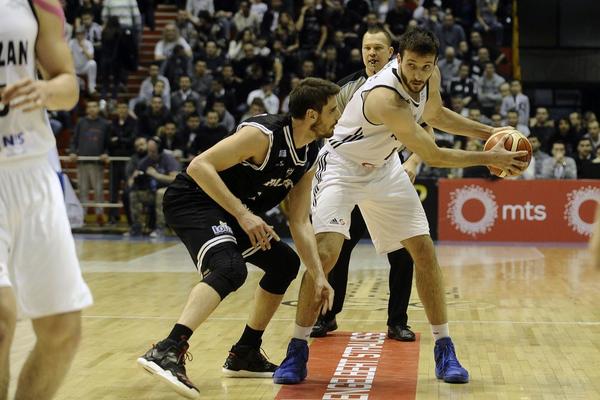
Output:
top-left (0, 0), bottom-right (93, 398)
top-left (274, 27), bottom-right (526, 385)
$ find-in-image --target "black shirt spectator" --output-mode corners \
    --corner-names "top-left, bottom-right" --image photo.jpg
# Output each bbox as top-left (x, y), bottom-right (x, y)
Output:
top-left (171, 75), bottom-right (202, 115)
top-left (386, 0), bottom-right (413, 36)
top-left (190, 111), bottom-right (228, 155)
top-left (109, 102), bottom-right (137, 157)
top-left (448, 63), bottom-right (477, 107)
top-left (137, 96), bottom-right (170, 138)
top-left (296, 1), bottom-right (327, 54)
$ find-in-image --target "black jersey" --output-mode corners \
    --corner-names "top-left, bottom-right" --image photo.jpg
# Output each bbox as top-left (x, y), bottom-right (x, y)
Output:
top-left (174, 114), bottom-right (319, 213)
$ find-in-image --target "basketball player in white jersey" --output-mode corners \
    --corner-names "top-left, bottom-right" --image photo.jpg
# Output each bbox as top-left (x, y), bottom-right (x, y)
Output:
top-left (274, 27), bottom-right (527, 385)
top-left (0, 0), bottom-right (93, 398)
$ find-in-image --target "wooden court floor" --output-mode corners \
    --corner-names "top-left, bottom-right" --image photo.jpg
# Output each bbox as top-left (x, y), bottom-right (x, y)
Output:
top-left (8, 237), bottom-right (600, 400)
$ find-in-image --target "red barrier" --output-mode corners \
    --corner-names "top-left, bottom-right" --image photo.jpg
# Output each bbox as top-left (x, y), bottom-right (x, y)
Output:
top-left (438, 179), bottom-right (600, 242)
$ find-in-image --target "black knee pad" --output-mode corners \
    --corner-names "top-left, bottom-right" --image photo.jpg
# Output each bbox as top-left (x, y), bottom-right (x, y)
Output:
top-left (201, 246), bottom-right (247, 299)
top-left (259, 247), bottom-right (300, 295)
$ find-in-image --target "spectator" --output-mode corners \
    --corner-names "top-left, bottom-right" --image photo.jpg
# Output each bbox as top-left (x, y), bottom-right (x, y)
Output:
top-left (474, 0), bottom-right (503, 46)
top-left (260, 0), bottom-right (284, 35)
top-left (102, 0), bottom-right (142, 35)
top-left (68, 101), bottom-right (111, 223)
top-left (159, 121), bottom-right (186, 160)
top-left (80, 11), bottom-right (102, 55)
top-left (438, 13), bottom-right (466, 53)
top-left (175, 99), bottom-right (200, 130)
top-left (206, 79), bottom-right (237, 116)
top-left (448, 63), bottom-right (476, 107)
top-left (181, 114), bottom-right (203, 156)
top-left (233, 1), bottom-right (261, 33)
top-left (138, 0), bottom-right (156, 31)
top-left (212, 99), bottom-right (236, 132)
top-left (137, 96), bottom-right (170, 137)
top-left (129, 137), bottom-right (180, 237)
top-left (541, 142), bottom-right (577, 179)
top-left (458, 139), bottom-right (490, 178)
top-left (186, 0), bottom-right (214, 19)
top-left (190, 111), bottom-right (229, 155)
top-left (490, 113), bottom-right (503, 127)
top-left (574, 137), bottom-right (594, 177)
top-left (162, 45), bottom-right (194, 89)
top-left (137, 63), bottom-right (171, 105)
top-left (468, 30), bottom-right (504, 66)
top-left (274, 12), bottom-right (300, 55)
top-left (470, 47), bottom-right (491, 77)
top-left (227, 28), bottom-right (256, 61)
top-left (476, 62), bottom-right (504, 116)
top-left (296, 0), bottom-right (327, 59)
top-left (585, 120), bottom-right (600, 150)
top-left (500, 80), bottom-right (530, 126)
top-left (70, 27), bottom-right (98, 95)
top-left (319, 46), bottom-right (342, 83)
top-left (100, 16), bottom-right (126, 99)
top-left (530, 107), bottom-right (555, 150)
top-left (450, 95), bottom-right (469, 117)
top-left (579, 146), bottom-right (600, 179)
top-left (155, 24), bottom-right (192, 62)
top-left (191, 60), bottom-right (214, 99)
top-left (468, 107), bottom-right (490, 125)
top-left (123, 137), bottom-right (148, 226)
top-left (241, 97), bottom-right (266, 121)
top-left (456, 39), bottom-right (469, 61)
top-left (220, 64), bottom-right (242, 107)
top-left (108, 101), bottom-right (137, 224)
top-left (385, 0), bottom-right (413, 37)
top-left (201, 40), bottom-right (226, 74)
top-left (548, 118), bottom-right (577, 155)
top-left (247, 79), bottom-right (279, 114)
top-left (250, 0), bottom-right (268, 23)
top-left (569, 112), bottom-right (586, 138)
top-left (506, 109), bottom-right (530, 136)
top-left (521, 134), bottom-right (550, 179)
top-left (171, 75), bottom-right (202, 114)
top-left (175, 10), bottom-right (197, 44)
top-left (76, 0), bottom-right (103, 25)
top-left (437, 46), bottom-right (461, 89)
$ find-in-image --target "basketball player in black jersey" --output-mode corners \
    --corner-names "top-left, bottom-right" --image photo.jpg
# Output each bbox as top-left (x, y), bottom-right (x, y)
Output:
top-left (137, 78), bottom-right (339, 399)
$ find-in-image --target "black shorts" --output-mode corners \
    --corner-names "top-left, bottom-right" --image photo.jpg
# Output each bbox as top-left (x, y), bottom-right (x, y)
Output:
top-left (163, 178), bottom-right (298, 276)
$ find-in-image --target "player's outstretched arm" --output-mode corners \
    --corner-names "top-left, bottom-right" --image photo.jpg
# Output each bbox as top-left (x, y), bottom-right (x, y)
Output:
top-left (186, 127), bottom-right (280, 250)
top-left (364, 87), bottom-right (528, 174)
top-left (285, 169), bottom-right (334, 312)
top-left (1, 0), bottom-right (78, 111)
top-left (422, 67), bottom-right (512, 140)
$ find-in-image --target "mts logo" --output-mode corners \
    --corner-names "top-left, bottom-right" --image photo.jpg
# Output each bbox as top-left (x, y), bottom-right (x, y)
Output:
top-left (2, 132), bottom-right (24, 147)
top-left (501, 202), bottom-right (547, 221)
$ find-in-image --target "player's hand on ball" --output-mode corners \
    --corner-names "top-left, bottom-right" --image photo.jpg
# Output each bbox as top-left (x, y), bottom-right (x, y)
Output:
top-left (237, 211), bottom-right (280, 250)
top-left (314, 273), bottom-right (334, 315)
top-left (1, 78), bottom-right (50, 112)
top-left (488, 134), bottom-right (529, 175)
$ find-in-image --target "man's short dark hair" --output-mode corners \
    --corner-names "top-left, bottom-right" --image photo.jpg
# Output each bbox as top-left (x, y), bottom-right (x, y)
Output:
top-left (578, 137), bottom-right (592, 146)
top-left (398, 27), bottom-right (439, 57)
top-left (288, 78), bottom-right (340, 119)
top-left (364, 24), bottom-right (393, 47)
top-left (553, 141), bottom-right (566, 148)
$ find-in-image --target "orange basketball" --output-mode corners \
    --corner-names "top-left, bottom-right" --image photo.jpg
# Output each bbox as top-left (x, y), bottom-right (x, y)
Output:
top-left (483, 130), bottom-right (532, 178)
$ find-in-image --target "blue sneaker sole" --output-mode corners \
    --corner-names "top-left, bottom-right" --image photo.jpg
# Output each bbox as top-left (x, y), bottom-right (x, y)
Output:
top-left (273, 376), bottom-right (304, 384)
top-left (437, 373), bottom-right (469, 384)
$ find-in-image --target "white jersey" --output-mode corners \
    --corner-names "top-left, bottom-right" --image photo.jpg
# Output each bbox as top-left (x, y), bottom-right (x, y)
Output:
top-left (326, 58), bottom-right (428, 167)
top-left (0, 0), bottom-right (55, 164)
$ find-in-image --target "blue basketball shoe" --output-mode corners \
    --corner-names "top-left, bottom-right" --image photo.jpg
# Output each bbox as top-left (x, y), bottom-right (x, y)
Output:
top-left (273, 338), bottom-right (309, 384)
top-left (434, 337), bottom-right (469, 383)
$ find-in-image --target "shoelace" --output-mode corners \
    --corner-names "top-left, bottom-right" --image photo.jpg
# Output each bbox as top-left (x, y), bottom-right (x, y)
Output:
top-left (440, 344), bottom-right (462, 370)
top-left (178, 348), bottom-right (193, 365)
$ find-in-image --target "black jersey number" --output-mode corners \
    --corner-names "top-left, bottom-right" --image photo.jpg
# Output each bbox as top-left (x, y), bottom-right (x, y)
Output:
top-left (0, 85), bottom-right (8, 117)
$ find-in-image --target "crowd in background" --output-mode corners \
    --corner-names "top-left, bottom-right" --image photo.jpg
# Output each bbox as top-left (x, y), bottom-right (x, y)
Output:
top-left (58, 0), bottom-right (600, 232)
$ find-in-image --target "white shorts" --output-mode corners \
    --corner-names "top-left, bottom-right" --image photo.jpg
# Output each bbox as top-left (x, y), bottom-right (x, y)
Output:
top-left (0, 158), bottom-right (93, 319)
top-left (311, 149), bottom-right (429, 254)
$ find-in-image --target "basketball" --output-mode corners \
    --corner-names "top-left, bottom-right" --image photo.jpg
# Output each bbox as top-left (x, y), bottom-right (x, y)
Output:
top-left (483, 130), bottom-right (533, 178)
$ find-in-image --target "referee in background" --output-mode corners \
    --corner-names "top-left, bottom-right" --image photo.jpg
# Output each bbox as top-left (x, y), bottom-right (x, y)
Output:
top-left (311, 25), bottom-right (419, 341)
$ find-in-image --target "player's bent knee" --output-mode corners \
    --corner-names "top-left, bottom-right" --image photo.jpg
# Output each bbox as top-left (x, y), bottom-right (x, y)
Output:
top-left (259, 250), bottom-right (300, 295)
top-left (403, 235), bottom-right (437, 267)
top-left (201, 247), bottom-right (248, 299)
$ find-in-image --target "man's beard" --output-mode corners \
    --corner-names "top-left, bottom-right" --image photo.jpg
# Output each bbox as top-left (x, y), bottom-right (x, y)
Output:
top-left (400, 70), bottom-right (429, 94)
top-left (311, 117), bottom-right (335, 139)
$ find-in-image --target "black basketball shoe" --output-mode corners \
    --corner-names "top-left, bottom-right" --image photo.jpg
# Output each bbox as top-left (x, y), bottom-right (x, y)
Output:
top-left (137, 339), bottom-right (200, 399)
top-left (310, 316), bottom-right (338, 338)
top-left (222, 344), bottom-right (278, 378)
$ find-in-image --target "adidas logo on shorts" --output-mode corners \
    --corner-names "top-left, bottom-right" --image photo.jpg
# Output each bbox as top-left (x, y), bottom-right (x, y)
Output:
top-left (329, 218), bottom-right (346, 226)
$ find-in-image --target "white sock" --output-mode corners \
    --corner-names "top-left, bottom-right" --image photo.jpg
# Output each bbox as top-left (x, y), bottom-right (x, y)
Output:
top-left (293, 324), bottom-right (312, 341)
top-left (431, 323), bottom-right (450, 342)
